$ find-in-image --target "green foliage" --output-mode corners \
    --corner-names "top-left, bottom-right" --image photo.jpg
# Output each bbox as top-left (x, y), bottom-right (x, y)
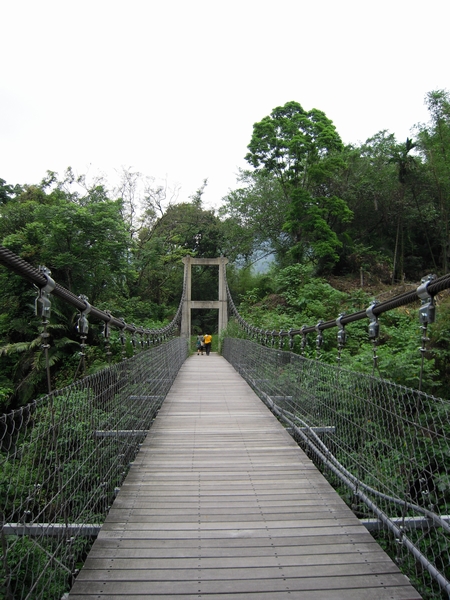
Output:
top-left (1, 191), bottom-right (131, 303)
top-left (2, 88), bottom-right (450, 408)
top-left (230, 264), bottom-right (444, 396)
top-left (219, 170), bottom-right (290, 262)
top-left (0, 535), bottom-right (84, 600)
top-left (415, 90), bottom-right (450, 272)
top-left (245, 101), bottom-right (351, 270)
top-left (427, 295), bottom-right (450, 398)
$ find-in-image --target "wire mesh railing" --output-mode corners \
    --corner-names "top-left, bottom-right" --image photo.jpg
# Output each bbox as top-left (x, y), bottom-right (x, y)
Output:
top-left (222, 337), bottom-right (450, 599)
top-left (0, 336), bottom-right (188, 600)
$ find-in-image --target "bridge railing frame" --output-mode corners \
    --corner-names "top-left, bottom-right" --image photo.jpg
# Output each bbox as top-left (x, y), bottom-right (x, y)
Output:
top-left (0, 245), bottom-right (188, 389)
top-left (222, 262), bottom-right (450, 599)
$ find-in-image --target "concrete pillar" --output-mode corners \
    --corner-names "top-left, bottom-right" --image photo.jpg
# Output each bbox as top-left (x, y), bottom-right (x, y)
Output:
top-left (180, 256), bottom-right (229, 339)
top-left (181, 256), bottom-right (192, 338)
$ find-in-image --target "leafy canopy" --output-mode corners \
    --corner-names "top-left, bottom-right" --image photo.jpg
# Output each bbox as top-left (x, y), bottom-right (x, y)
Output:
top-left (245, 101), bottom-right (352, 270)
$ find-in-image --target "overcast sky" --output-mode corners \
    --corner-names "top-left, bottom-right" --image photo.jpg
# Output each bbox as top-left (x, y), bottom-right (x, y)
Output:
top-left (1, 0), bottom-right (448, 209)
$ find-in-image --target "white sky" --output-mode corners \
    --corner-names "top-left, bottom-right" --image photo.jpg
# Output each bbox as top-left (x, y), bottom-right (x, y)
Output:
top-left (1, 0), bottom-right (448, 209)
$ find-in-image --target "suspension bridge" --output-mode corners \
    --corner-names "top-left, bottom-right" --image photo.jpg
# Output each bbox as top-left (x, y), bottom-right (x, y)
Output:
top-left (2, 247), bottom-right (450, 599)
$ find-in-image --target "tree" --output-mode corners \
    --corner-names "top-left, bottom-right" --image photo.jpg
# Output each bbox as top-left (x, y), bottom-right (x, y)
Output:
top-left (0, 183), bottom-right (131, 304)
top-left (0, 175), bottom-right (135, 407)
top-left (328, 131), bottom-right (440, 282)
top-left (133, 200), bottom-right (226, 305)
top-left (416, 89), bottom-right (450, 271)
top-left (245, 101), bottom-right (352, 270)
top-left (114, 168), bottom-right (181, 241)
top-left (219, 170), bottom-right (290, 264)
top-left (0, 178), bottom-right (22, 204)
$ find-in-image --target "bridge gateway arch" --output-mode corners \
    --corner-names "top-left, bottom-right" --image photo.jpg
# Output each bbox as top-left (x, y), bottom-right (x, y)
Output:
top-left (181, 256), bottom-right (229, 338)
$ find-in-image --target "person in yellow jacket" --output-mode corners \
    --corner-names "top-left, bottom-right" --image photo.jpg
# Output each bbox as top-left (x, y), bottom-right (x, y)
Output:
top-left (203, 333), bottom-right (212, 355)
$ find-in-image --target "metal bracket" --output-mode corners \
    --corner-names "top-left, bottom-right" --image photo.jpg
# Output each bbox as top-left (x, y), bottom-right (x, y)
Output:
top-left (417, 274), bottom-right (436, 325)
top-left (366, 301), bottom-right (379, 340)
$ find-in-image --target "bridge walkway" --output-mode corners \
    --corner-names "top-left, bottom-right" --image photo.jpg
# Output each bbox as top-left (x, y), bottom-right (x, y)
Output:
top-left (69, 354), bottom-right (421, 599)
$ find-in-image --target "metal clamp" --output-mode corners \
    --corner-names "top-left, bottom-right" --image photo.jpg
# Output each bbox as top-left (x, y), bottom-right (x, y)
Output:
top-left (102, 310), bottom-right (112, 340)
top-left (300, 325), bottom-right (308, 354)
top-left (35, 266), bottom-right (56, 319)
top-left (336, 313), bottom-right (347, 348)
top-left (288, 328), bottom-right (295, 350)
top-left (417, 274), bottom-right (436, 325)
top-left (315, 321), bottom-right (324, 349)
top-left (77, 295), bottom-right (91, 335)
top-left (366, 301), bottom-right (379, 340)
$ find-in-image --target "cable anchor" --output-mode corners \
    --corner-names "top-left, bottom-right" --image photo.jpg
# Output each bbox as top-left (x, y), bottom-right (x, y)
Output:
top-left (118, 318), bottom-right (127, 359)
top-left (74, 295), bottom-right (91, 379)
top-left (102, 311), bottom-right (112, 362)
top-left (130, 324), bottom-right (138, 353)
top-left (77, 296), bottom-right (91, 336)
top-left (271, 330), bottom-right (276, 347)
top-left (288, 328), bottom-right (295, 351)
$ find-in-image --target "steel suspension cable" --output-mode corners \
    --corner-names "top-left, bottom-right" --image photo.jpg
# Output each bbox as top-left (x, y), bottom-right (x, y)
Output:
top-left (223, 261), bottom-right (450, 339)
top-left (0, 245), bottom-right (186, 338)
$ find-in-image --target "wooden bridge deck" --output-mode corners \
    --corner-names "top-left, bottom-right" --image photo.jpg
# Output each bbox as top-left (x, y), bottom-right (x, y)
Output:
top-left (69, 354), bottom-right (421, 599)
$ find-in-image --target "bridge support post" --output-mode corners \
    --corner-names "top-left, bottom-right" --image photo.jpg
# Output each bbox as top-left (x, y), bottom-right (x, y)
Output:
top-left (181, 256), bottom-right (229, 339)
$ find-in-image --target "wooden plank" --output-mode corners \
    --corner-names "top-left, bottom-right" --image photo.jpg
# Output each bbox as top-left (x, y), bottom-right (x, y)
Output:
top-left (69, 354), bottom-right (421, 599)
